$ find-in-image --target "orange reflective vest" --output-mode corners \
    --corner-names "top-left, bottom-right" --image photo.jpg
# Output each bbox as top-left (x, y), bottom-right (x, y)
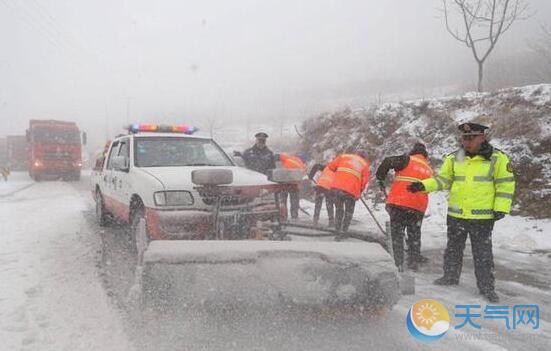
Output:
top-left (386, 154), bottom-right (433, 213)
top-left (315, 166), bottom-right (335, 190)
top-left (327, 154), bottom-right (370, 199)
top-left (280, 153), bottom-right (306, 170)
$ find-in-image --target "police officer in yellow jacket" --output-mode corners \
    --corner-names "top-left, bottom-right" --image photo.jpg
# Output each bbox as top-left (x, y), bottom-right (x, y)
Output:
top-left (408, 122), bottom-right (515, 302)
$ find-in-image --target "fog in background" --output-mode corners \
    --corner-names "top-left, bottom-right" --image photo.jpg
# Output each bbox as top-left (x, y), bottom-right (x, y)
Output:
top-left (1, 0), bottom-right (550, 150)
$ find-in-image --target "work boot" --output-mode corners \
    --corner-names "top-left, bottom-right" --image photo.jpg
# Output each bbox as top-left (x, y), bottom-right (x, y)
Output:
top-left (334, 232), bottom-right (349, 242)
top-left (433, 276), bottom-right (459, 286)
top-left (416, 254), bottom-right (429, 264)
top-left (481, 290), bottom-right (500, 303)
top-left (328, 218), bottom-right (335, 228)
top-left (406, 258), bottom-right (418, 272)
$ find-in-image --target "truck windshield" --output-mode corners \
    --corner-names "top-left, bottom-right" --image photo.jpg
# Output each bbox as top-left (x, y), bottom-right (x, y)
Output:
top-left (134, 137), bottom-right (233, 167)
top-left (33, 128), bottom-right (81, 144)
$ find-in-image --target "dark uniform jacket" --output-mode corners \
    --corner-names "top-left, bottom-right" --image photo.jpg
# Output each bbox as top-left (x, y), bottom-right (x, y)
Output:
top-left (375, 154), bottom-right (410, 181)
top-left (308, 163), bottom-right (326, 181)
top-left (241, 145), bottom-right (276, 175)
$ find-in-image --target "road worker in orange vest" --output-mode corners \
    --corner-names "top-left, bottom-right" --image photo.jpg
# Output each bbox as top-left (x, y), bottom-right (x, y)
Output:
top-left (376, 143), bottom-right (433, 271)
top-left (327, 149), bottom-right (370, 239)
top-left (308, 160), bottom-right (336, 227)
top-left (277, 153), bottom-right (307, 220)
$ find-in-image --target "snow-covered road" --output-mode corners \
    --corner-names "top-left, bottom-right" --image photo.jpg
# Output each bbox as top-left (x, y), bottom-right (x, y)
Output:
top-left (0, 172), bottom-right (549, 350)
top-left (0, 173), bottom-right (133, 351)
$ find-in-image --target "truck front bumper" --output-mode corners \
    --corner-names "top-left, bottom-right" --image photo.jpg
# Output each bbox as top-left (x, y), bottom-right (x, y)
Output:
top-left (32, 159), bottom-right (81, 174)
top-left (145, 205), bottom-right (279, 240)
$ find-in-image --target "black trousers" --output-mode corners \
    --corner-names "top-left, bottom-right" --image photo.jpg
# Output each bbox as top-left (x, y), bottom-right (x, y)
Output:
top-left (332, 189), bottom-right (356, 232)
top-left (386, 205), bottom-right (424, 267)
top-left (443, 216), bottom-right (496, 293)
top-left (281, 189), bottom-right (300, 219)
top-left (313, 187), bottom-right (334, 222)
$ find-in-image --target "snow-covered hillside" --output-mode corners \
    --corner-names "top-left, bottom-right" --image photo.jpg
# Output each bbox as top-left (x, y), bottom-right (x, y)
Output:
top-left (300, 84), bottom-right (551, 218)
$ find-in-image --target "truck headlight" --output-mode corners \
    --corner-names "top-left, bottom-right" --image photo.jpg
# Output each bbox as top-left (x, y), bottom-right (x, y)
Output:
top-left (154, 191), bottom-right (194, 206)
top-left (259, 189), bottom-right (276, 203)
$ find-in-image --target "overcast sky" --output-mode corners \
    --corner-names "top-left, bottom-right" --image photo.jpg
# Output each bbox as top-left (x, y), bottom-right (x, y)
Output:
top-left (1, 0), bottom-right (550, 144)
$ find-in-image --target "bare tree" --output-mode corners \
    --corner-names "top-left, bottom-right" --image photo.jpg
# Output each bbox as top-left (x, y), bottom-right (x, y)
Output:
top-left (441, 0), bottom-right (531, 92)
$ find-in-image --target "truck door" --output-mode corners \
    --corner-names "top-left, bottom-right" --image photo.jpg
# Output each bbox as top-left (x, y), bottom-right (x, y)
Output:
top-left (111, 137), bottom-right (132, 222)
top-left (102, 140), bottom-right (120, 217)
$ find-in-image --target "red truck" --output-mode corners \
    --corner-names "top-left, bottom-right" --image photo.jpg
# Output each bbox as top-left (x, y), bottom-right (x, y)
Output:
top-left (26, 120), bottom-right (86, 181)
top-left (0, 137), bottom-right (7, 167)
top-left (6, 136), bottom-right (31, 171)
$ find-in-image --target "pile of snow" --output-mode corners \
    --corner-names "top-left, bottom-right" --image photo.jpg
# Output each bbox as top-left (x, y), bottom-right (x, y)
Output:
top-left (301, 84), bottom-right (551, 218)
top-left (299, 189), bottom-right (551, 258)
top-left (143, 240), bottom-right (400, 309)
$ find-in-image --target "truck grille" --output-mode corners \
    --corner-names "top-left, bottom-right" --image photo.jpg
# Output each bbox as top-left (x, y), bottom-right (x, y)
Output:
top-left (43, 151), bottom-right (73, 160)
top-left (200, 195), bottom-right (254, 207)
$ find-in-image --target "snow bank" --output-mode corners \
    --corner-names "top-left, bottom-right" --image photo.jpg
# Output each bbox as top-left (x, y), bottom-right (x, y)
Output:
top-left (300, 190), bottom-right (551, 257)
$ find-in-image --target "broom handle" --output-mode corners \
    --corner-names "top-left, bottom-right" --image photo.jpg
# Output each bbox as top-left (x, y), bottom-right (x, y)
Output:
top-left (360, 196), bottom-right (387, 236)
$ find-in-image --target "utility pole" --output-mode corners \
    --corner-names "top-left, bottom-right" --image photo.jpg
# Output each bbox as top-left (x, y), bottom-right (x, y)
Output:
top-left (126, 97), bottom-right (131, 125)
top-left (104, 103), bottom-right (110, 139)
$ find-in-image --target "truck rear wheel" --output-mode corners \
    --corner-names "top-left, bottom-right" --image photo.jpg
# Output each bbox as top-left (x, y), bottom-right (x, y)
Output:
top-left (31, 171), bottom-right (42, 181)
top-left (72, 171), bottom-right (81, 181)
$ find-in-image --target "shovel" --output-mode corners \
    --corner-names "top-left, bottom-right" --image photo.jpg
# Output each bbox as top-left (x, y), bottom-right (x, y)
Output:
top-left (360, 196), bottom-right (415, 295)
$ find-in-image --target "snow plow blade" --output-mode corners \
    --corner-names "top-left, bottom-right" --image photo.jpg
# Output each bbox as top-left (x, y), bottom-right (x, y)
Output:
top-left (140, 240), bottom-right (400, 311)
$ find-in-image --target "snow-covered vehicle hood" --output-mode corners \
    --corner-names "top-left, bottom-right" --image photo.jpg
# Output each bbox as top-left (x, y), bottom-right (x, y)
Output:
top-left (139, 166), bottom-right (273, 190)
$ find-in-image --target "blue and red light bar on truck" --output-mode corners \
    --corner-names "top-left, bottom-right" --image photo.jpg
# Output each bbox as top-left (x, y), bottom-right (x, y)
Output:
top-left (128, 123), bottom-right (199, 135)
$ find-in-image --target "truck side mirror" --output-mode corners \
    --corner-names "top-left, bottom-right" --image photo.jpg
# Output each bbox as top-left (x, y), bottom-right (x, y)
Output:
top-left (82, 132), bottom-right (87, 145)
top-left (232, 156), bottom-right (245, 167)
top-left (26, 130), bottom-right (30, 142)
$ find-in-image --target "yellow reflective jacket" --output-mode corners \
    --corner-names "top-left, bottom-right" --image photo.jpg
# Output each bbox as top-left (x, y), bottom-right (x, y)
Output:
top-left (421, 147), bottom-right (515, 220)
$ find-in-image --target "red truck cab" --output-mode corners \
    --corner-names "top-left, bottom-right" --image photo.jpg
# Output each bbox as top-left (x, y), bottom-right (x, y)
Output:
top-left (26, 119), bottom-right (86, 181)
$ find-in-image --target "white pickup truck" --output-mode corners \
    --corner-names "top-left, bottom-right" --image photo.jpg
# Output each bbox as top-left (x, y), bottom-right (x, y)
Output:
top-left (91, 124), bottom-right (286, 252)
top-left (91, 124), bottom-right (403, 311)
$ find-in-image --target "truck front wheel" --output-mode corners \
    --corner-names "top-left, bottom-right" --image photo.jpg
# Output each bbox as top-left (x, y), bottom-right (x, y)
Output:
top-left (130, 205), bottom-right (150, 258)
top-left (96, 191), bottom-right (110, 227)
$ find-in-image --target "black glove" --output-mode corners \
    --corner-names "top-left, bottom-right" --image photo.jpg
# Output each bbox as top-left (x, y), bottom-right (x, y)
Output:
top-left (377, 179), bottom-right (385, 191)
top-left (407, 182), bottom-right (425, 193)
top-left (493, 211), bottom-right (506, 221)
